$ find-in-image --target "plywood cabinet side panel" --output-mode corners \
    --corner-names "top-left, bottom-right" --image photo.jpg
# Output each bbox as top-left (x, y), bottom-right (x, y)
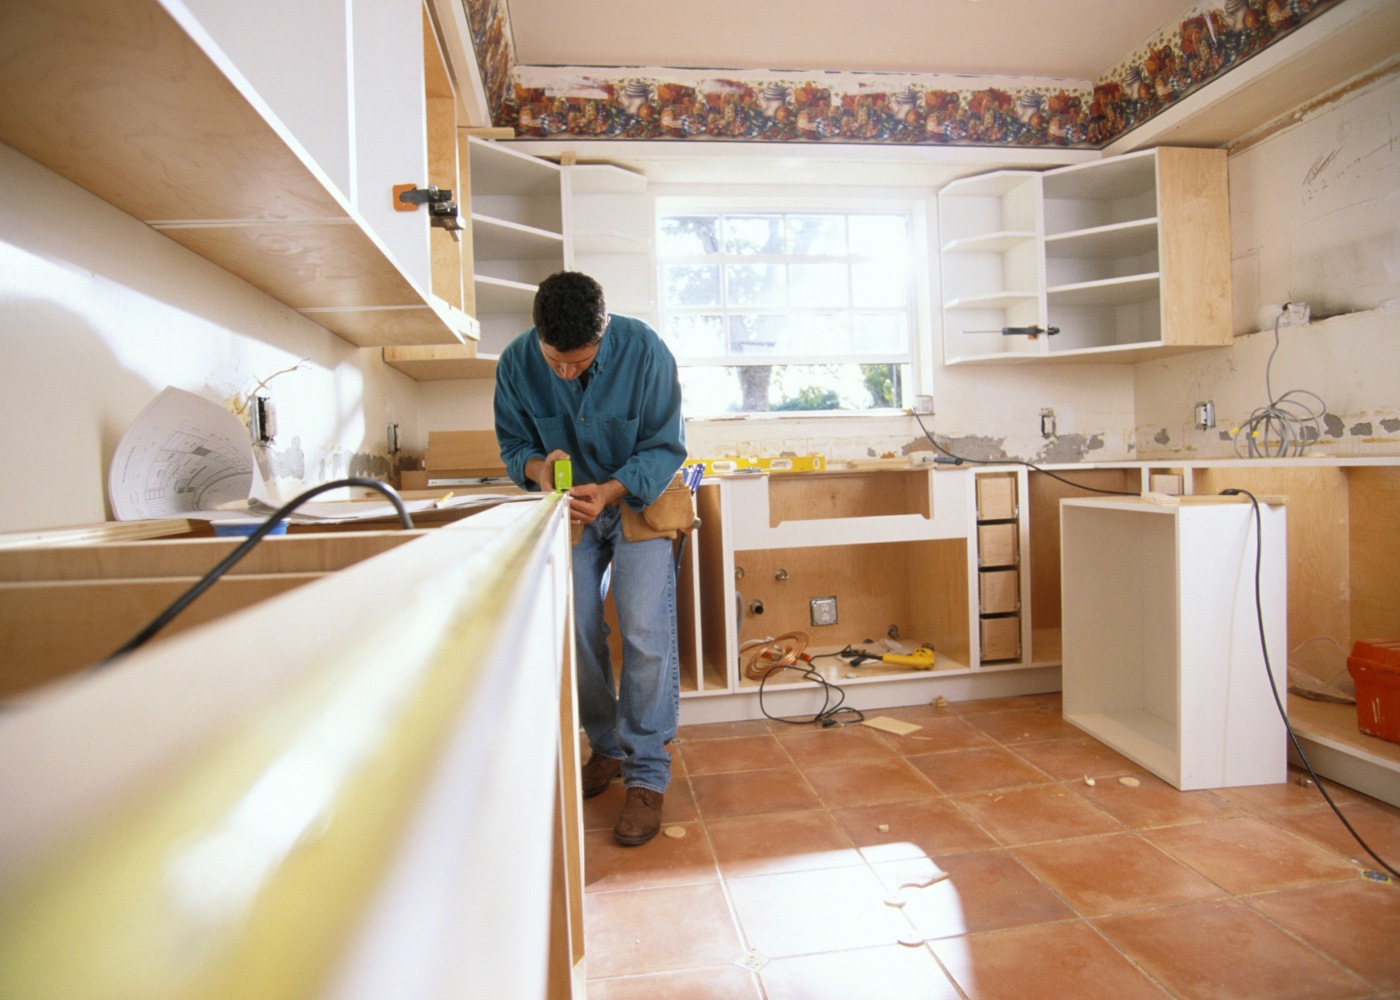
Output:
top-left (457, 130), bottom-right (479, 317)
top-left (695, 484), bottom-right (730, 690)
top-left (1156, 147), bottom-right (1232, 347)
top-left (918, 538), bottom-right (972, 666)
top-left (0, 575), bottom-right (317, 699)
top-left (425, 5), bottom-right (464, 312)
top-left (159, 223), bottom-right (424, 309)
top-left (1026, 468), bottom-right (1137, 629)
top-left (1193, 465), bottom-right (1351, 649)
top-left (1347, 465), bottom-right (1400, 641)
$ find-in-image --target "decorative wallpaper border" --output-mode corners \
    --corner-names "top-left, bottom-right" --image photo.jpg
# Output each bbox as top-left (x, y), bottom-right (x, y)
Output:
top-left (466, 0), bottom-right (1344, 149)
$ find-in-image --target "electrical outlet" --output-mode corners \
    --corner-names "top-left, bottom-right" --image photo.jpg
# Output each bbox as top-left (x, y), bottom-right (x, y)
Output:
top-left (250, 394), bottom-right (277, 444)
top-left (810, 596), bottom-right (838, 627)
top-left (1194, 400), bottom-right (1215, 430)
top-left (1259, 301), bottom-right (1312, 329)
top-left (1040, 408), bottom-right (1056, 439)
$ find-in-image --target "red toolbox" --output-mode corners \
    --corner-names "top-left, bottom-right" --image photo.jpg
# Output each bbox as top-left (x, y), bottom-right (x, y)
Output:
top-left (1347, 638), bottom-right (1400, 744)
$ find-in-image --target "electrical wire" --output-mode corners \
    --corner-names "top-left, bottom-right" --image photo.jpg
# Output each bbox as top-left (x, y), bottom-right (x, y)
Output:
top-left (911, 410), bottom-right (1137, 497)
top-left (96, 477), bottom-right (415, 668)
top-left (1232, 309), bottom-right (1327, 458)
top-left (1222, 486), bottom-right (1398, 879)
top-left (742, 632), bottom-right (865, 727)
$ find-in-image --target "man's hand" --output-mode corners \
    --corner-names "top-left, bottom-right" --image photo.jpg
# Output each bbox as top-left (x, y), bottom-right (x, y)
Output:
top-left (524, 450), bottom-right (571, 492)
top-left (568, 479), bottom-right (627, 526)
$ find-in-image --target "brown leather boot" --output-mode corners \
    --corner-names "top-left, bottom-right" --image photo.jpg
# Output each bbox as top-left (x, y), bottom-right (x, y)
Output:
top-left (581, 753), bottom-right (622, 799)
top-left (614, 787), bottom-right (664, 846)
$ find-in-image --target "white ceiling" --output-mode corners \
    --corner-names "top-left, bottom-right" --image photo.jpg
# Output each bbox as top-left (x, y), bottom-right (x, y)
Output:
top-left (503, 0), bottom-right (1196, 81)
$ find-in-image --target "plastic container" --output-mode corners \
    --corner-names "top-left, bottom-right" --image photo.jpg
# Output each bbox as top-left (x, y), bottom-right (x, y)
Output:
top-left (212, 519), bottom-right (288, 538)
top-left (1346, 638), bottom-right (1400, 745)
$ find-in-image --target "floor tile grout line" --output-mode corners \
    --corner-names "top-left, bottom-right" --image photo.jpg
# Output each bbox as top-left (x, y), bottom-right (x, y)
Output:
top-left (585, 709), bottom-right (1400, 993)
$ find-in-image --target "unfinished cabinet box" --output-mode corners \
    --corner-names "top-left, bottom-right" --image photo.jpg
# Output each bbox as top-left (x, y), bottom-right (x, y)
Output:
top-left (0, 0), bottom-right (473, 349)
top-left (1060, 496), bottom-right (1288, 790)
top-left (942, 147), bottom-right (1230, 364)
top-left (383, 137), bottom-right (566, 380)
top-left (938, 171), bottom-right (1044, 361)
top-left (698, 469), bottom-right (977, 708)
top-left (0, 531), bottom-right (420, 699)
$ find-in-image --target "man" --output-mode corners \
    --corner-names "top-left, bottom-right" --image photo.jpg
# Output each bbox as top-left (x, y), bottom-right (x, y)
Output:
top-left (494, 271), bottom-right (687, 846)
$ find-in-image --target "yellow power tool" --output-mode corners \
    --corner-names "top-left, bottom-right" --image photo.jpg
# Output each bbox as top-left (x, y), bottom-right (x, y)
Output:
top-left (879, 644), bottom-right (936, 669)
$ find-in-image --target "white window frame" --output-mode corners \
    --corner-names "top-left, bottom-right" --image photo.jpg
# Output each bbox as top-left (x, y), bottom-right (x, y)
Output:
top-left (654, 194), bottom-right (930, 415)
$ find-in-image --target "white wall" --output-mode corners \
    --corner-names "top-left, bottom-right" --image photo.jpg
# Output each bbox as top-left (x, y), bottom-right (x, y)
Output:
top-left (1134, 70), bottom-right (1400, 459)
top-left (0, 142), bottom-right (423, 533)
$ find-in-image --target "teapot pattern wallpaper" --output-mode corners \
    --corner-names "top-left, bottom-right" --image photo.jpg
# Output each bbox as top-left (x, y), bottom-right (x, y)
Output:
top-left (465, 0), bottom-right (1342, 149)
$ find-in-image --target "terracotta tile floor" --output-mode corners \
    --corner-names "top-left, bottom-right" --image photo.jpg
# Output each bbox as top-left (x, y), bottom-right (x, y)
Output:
top-left (581, 693), bottom-right (1400, 1000)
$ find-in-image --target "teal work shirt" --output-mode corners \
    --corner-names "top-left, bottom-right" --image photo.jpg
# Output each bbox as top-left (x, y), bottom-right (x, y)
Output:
top-left (494, 314), bottom-right (686, 510)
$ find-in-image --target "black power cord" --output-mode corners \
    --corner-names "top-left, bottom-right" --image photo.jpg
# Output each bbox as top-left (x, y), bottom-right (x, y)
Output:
top-left (1222, 487), bottom-right (1398, 880)
top-left (761, 661), bottom-right (856, 722)
top-left (97, 477), bottom-right (415, 668)
top-left (911, 410), bottom-right (1138, 497)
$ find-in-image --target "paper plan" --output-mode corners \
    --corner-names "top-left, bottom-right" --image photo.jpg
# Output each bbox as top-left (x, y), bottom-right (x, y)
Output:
top-left (107, 387), bottom-right (254, 521)
top-left (109, 387), bottom-right (537, 524)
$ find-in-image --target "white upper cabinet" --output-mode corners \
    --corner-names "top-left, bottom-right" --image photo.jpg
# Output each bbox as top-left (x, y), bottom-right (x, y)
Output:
top-left (0, 0), bottom-right (469, 348)
top-left (941, 147), bottom-right (1231, 365)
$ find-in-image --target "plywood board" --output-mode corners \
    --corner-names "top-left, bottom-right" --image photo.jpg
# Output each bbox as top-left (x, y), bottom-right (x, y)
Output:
top-left (1, 575), bottom-right (316, 698)
top-left (1347, 465), bottom-right (1400, 641)
top-left (1194, 465), bottom-right (1351, 649)
top-left (0, 532), bottom-right (417, 583)
top-left (427, 430), bottom-right (507, 472)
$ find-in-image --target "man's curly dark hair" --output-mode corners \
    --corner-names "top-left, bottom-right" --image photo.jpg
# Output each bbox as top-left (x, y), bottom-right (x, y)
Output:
top-left (533, 271), bottom-right (608, 351)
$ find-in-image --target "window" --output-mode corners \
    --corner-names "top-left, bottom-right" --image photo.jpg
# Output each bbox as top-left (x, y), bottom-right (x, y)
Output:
top-left (656, 204), bottom-right (917, 416)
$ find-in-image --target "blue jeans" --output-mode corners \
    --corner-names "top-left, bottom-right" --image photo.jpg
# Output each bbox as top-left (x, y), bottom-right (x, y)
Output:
top-left (572, 505), bottom-right (679, 794)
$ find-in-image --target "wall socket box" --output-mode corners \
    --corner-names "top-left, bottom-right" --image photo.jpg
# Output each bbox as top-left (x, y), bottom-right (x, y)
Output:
top-left (810, 596), bottom-right (838, 626)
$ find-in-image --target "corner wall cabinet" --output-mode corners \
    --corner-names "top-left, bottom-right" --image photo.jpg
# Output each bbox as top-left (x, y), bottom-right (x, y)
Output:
top-left (941, 147), bottom-right (1231, 365)
top-left (0, 0), bottom-right (474, 349)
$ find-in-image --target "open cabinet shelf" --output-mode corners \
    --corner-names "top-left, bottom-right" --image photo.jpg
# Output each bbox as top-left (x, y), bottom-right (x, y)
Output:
top-left (941, 147), bottom-right (1230, 365)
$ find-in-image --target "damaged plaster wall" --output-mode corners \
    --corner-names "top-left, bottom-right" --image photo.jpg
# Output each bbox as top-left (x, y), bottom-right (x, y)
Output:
top-left (1134, 69), bottom-right (1400, 460)
top-left (0, 142), bottom-right (423, 532)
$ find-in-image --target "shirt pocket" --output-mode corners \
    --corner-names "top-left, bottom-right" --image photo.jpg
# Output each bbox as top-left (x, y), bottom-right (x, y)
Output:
top-left (535, 413), bottom-right (571, 452)
top-left (594, 414), bottom-right (640, 470)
